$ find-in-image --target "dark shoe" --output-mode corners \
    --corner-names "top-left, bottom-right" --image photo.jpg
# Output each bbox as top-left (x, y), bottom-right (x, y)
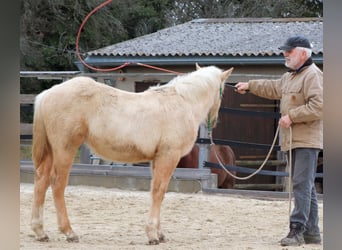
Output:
top-left (303, 232), bottom-right (321, 244)
top-left (280, 223), bottom-right (305, 246)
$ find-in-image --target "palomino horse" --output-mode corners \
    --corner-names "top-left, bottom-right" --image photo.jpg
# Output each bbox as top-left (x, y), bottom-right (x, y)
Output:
top-left (177, 144), bottom-right (236, 188)
top-left (31, 64), bottom-right (233, 244)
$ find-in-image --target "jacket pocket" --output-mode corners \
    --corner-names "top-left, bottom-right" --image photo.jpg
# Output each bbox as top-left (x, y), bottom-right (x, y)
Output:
top-left (281, 86), bottom-right (305, 114)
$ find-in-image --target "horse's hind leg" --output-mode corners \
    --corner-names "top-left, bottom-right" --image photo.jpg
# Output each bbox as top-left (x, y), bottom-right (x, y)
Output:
top-left (50, 148), bottom-right (79, 242)
top-left (31, 154), bottom-right (52, 242)
top-left (145, 153), bottom-right (179, 245)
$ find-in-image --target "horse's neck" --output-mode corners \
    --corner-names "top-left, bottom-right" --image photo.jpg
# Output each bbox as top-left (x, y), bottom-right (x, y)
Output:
top-left (183, 84), bottom-right (216, 125)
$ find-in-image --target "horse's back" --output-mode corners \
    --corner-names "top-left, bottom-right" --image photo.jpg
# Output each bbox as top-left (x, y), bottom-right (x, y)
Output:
top-left (41, 76), bottom-right (108, 99)
top-left (209, 145), bottom-right (236, 188)
top-left (210, 144), bottom-right (236, 164)
top-left (177, 144), bottom-right (199, 168)
top-left (36, 76), bottom-right (122, 118)
top-left (34, 77), bottom-right (108, 149)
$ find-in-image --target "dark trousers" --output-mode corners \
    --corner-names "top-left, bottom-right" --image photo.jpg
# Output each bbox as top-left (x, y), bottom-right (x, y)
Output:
top-left (287, 148), bottom-right (320, 235)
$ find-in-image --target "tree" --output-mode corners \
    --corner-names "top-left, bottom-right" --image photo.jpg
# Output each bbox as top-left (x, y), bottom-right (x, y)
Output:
top-left (111, 0), bottom-right (173, 38)
top-left (20, 0), bottom-right (128, 71)
top-left (20, 0), bottom-right (322, 72)
top-left (166, 0), bottom-right (323, 25)
top-left (20, 0), bottom-right (175, 72)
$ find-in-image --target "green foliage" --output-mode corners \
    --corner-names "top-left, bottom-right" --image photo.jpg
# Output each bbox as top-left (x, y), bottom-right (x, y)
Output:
top-left (20, 0), bottom-right (176, 72)
top-left (20, 0), bottom-right (128, 71)
top-left (110, 0), bottom-right (173, 38)
top-left (20, 0), bottom-right (322, 72)
top-left (166, 0), bottom-right (323, 25)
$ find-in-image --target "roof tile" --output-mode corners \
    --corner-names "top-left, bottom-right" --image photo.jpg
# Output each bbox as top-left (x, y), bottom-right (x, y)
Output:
top-left (87, 18), bottom-right (323, 57)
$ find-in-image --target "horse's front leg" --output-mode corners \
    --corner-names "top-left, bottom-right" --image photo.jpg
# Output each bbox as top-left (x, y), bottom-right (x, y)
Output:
top-left (145, 154), bottom-right (179, 245)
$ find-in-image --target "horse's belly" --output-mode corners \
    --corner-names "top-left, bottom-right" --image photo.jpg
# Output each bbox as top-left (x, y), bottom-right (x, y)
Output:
top-left (86, 140), bottom-right (155, 163)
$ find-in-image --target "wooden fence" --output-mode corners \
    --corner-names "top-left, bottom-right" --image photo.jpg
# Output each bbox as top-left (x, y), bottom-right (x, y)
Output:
top-left (20, 94), bottom-right (35, 138)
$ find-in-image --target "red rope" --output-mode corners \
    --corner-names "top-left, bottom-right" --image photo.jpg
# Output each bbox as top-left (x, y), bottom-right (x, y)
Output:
top-left (76, 0), bottom-right (130, 72)
top-left (76, 0), bottom-right (183, 75)
top-left (136, 63), bottom-right (182, 75)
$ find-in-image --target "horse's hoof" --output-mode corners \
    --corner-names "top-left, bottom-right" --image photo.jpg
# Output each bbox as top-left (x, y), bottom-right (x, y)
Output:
top-left (159, 234), bottom-right (167, 243)
top-left (148, 239), bottom-right (159, 245)
top-left (66, 235), bottom-right (79, 243)
top-left (37, 235), bottom-right (49, 242)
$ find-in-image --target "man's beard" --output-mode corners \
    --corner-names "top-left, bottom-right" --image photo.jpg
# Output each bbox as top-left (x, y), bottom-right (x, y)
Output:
top-left (285, 56), bottom-right (300, 70)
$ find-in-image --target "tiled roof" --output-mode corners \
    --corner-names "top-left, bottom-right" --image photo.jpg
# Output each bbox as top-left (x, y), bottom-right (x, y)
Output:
top-left (87, 18), bottom-right (323, 57)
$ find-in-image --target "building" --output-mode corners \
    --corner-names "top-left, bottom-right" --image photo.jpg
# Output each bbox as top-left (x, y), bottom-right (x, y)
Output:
top-left (75, 18), bottom-right (323, 190)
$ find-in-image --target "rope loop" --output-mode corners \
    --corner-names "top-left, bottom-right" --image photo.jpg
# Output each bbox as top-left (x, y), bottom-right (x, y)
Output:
top-left (76, 0), bottom-right (123, 72)
top-left (75, 0), bottom-right (183, 75)
top-left (210, 124), bottom-right (293, 216)
top-left (209, 125), bottom-right (280, 180)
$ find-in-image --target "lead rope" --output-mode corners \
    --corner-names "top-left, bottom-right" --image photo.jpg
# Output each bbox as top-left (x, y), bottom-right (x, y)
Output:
top-left (208, 125), bottom-right (280, 180)
top-left (288, 127), bottom-right (293, 216)
top-left (208, 123), bottom-right (293, 216)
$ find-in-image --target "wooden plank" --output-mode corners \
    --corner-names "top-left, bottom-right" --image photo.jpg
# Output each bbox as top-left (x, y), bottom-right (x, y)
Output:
top-left (21, 161), bottom-right (213, 180)
top-left (234, 183), bottom-right (284, 191)
top-left (240, 104), bottom-right (279, 108)
top-left (20, 71), bottom-right (81, 79)
top-left (20, 123), bottom-right (33, 135)
top-left (20, 94), bottom-right (36, 104)
top-left (235, 160), bottom-right (286, 167)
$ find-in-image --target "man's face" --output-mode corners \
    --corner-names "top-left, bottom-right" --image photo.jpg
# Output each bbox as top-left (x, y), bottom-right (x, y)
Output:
top-left (283, 48), bottom-right (304, 70)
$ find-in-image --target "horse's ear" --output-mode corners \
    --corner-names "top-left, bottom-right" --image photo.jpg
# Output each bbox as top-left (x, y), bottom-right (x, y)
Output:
top-left (221, 67), bottom-right (234, 81)
top-left (195, 63), bottom-right (201, 70)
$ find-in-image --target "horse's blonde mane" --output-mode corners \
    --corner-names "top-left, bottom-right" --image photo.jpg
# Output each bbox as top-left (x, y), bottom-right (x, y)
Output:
top-left (148, 66), bottom-right (222, 103)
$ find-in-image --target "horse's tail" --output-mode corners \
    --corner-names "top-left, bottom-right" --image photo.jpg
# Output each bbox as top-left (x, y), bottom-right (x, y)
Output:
top-left (32, 91), bottom-right (51, 168)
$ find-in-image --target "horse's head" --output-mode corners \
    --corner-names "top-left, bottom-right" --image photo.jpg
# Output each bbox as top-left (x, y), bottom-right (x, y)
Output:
top-left (196, 64), bottom-right (233, 129)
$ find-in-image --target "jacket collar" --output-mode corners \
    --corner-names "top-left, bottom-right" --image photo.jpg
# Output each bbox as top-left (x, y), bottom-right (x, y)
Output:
top-left (288, 57), bottom-right (313, 74)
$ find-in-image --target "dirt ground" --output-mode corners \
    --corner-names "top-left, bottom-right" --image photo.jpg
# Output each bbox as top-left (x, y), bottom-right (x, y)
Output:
top-left (20, 183), bottom-right (323, 250)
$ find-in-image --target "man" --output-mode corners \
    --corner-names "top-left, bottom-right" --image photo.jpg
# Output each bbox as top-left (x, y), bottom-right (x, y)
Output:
top-left (235, 35), bottom-right (323, 246)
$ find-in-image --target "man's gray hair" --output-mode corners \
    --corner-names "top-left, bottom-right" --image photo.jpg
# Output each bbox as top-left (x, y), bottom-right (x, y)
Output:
top-left (297, 47), bottom-right (312, 59)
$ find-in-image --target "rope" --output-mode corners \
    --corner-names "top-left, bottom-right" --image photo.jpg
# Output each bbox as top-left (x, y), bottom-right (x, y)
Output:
top-left (136, 63), bottom-right (182, 75)
top-left (75, 0), bottom-right (183, 75)
top-left (209, 124), bottom-right (294, 216)
top-left (76, 0), bottom-right (132, 72)
top-left (288, 127), bottom-right (293, 216)
top-left (209, 125), bottom-right (280, 180)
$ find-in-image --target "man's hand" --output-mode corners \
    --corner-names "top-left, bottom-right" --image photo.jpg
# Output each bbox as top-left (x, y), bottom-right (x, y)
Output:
top-left (278, 115), bottom-right (292, 128)
top-left (235, 82), bottom-right (249, 94)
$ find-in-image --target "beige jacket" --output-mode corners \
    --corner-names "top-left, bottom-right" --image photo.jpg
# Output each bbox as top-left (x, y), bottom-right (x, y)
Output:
top-left (248, 63), bottom-right (323, 151)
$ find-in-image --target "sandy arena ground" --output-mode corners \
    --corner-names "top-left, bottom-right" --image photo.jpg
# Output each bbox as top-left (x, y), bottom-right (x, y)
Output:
top-left (20, 183), bottom-right (323, 250)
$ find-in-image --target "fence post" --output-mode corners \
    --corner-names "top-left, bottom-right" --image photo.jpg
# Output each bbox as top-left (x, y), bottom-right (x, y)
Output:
top-left (198, 124), bottom-right (210, 169)
top-left (79, 144), bottom-right (91, 164)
